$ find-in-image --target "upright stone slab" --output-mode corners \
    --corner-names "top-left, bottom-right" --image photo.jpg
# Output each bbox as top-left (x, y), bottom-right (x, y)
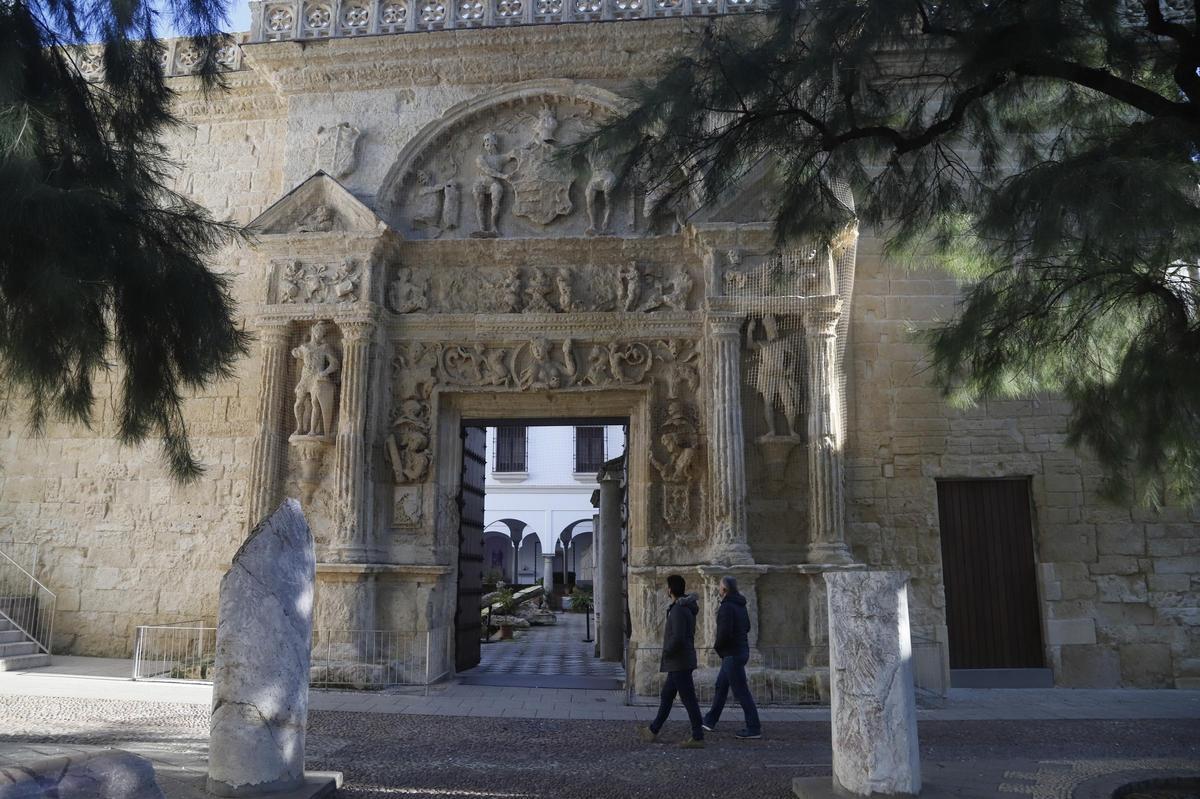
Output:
top-left (208, 499), bottom-right (315, 797)
top-left (815, 571), bottom-right (921, 797)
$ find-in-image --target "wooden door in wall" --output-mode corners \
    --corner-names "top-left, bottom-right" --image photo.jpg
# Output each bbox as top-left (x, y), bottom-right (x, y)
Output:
top-left (455, 425), bottom-right (487, 673)
top-left (936, 478), bottom-right (1044, 669)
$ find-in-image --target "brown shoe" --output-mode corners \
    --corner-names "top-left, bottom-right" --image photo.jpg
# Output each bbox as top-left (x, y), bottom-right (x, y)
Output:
top-left (680, 736), bottom-right (705, 749)
top-left (637, 725), bottom-right (658, 743)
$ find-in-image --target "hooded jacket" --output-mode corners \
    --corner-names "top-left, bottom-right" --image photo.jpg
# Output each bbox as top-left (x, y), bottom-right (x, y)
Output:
top-left (659, 592), bottom-right (700, 673)
top-left (712, 591), bottom-right (751, 658)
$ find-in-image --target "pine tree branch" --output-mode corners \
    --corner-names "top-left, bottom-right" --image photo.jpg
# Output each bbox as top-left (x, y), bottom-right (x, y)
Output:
top-left (1013, 57), bottom-right (1196, 121)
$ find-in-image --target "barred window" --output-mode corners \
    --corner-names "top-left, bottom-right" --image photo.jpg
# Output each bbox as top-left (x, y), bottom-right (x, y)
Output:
top-left (495, 426), bottom-right (527, 472)
top-left (575, 426), bottom-right (606, 473)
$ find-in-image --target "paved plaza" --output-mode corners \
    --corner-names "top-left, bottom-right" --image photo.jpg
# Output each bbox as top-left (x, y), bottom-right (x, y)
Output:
top-left (0, 658), bottom-right (1197, 798)
top-left (460, 612), bottom-right (626, 689)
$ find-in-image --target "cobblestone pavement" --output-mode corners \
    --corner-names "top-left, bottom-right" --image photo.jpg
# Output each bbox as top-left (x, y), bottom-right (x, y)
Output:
top-left (0, 696), bottom-right (1197, 798)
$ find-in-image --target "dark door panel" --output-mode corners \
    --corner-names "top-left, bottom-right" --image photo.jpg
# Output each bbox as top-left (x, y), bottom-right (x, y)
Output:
top-left (937, 478), bottom-right (1043, 670)
top-left (455, 425), bottom-right (487, 673)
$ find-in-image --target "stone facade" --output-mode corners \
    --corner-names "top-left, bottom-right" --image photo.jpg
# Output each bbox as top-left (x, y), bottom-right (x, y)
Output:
top-left (0, 14), bottom-right (1196, 688)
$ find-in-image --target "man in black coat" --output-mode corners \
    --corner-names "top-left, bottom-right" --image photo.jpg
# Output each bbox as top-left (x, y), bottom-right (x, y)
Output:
top-left (702, 575), bottom-right (762, 738)
top-left (638, 574), bottom-right (705, 747)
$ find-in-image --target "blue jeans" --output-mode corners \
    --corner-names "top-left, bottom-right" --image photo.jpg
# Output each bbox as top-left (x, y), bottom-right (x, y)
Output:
top-left (650, 670), bottom-right (704, 739)
top-left (704, 652), bottom-right (761, 734)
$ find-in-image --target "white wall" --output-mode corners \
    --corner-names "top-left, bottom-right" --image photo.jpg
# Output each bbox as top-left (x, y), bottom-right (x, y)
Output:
top-left (483, 425), bottom-right (625, 580)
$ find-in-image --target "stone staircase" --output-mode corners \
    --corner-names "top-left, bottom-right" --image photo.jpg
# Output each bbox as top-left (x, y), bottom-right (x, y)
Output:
top-left (0, 614), bottom-right (49, 671)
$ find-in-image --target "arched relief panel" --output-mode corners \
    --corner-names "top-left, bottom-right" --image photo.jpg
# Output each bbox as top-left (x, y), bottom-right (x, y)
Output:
top-left (378, 80), bottom-right (677, 240)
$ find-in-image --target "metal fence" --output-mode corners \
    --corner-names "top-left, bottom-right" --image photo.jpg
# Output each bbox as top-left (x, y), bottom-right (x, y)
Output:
top-left (133, 624), bottom-right (452, 689)
top-left (627, 646), bottom-right (826, 706)
top-left (0, 548), bottom-right (56, 655)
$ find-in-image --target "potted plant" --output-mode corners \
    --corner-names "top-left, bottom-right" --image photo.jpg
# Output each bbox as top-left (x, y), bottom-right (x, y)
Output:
top-left (568, 587), bottom-right (593, 614)
top-left (492, 586), bottom-right (518, 639)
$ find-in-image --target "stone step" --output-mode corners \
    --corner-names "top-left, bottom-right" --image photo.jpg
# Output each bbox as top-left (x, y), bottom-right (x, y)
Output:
top-left (0, 619), bottom-right (15, 632)
top-left (0, 653), bottom-right (50, 672)
top-left (0, 630), bottom-right (22, 643)
top-left (0, 641), bottom-right (37, 657)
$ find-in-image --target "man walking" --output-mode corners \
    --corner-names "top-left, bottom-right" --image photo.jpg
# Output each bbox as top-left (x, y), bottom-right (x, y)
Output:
top-left (702, 575), bottom-right (762, 739)
top-left (638, 574), bottom-right (705, 748)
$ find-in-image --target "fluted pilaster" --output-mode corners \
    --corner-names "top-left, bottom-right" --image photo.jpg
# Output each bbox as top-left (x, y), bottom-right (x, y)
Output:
top-left (246, 322), bottom-right (293, 532)
top-left (804, 303), bottom-right (852, 564)
top-left (706, 315), bottom-right (753, 565)
top-left (332, 319), bottom-right (375, 562)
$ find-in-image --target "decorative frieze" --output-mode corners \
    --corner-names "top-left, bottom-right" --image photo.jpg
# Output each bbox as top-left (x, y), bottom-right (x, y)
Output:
top-left (276, 257), bottom-right (363, 305)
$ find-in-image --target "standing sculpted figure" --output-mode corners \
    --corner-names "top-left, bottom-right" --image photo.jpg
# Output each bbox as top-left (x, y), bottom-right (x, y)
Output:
top-left (663, 268), bottom-right (693, 311)
top-left (618, 262), bottom-right (641, 312)
top-left (412, 168), bottom-right (460, 236)
top-left (585, 146), bottom-right (618, 235)
top-left (473, 132), bottom-right (514, 237)
top-left (555, 269), bottom-right (577, 312)
top-left (524, 269), bottom-right (556, 313)
top-left (291, 322), bottom-right (340, 438)
top-left (752, 314), bottom-right (802, 437)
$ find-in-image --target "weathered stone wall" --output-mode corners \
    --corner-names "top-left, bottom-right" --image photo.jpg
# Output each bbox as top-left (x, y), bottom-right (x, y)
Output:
top-left (846, 235), bottom-right (1200, 688)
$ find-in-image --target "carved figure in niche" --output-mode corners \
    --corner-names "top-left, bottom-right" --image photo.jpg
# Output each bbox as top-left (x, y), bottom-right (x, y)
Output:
top-left (473, 132), bottom-right (514, 237)
top-left (751, 313), bottom-right (802, 437)
top-left (297, 204), bottom-right (336, 233)
top-left (651, 400), bottom-right (699, 483)
top-left (583, 345), bottom-right (610, 386)
top-left (555, 269), bottom-right (577, 312)
top-left (724, 249), bottom-right (749, 291)
top-left (639, 271), bottom-right (665, 312)
top-left (279, 260), bottom-right (303, 303)
top-left (388, 267), bottom-right (427, 314)
top-left (412, 168), bottom-right (460, 236)
top-left (333, 257), bottom-right (360, 303)
top-left (585, 146), bottom-right (618, 236)
top-left (607, 342), bottom-right (653, 384)
top-left (301, 263), bottom-right (328, 303)
top-left (618, 262), bottom-right (641, 312)
top-left (499, 267), bottom-right (523, 313)
top-left (663, 268), bottom-right (693, 311)
top-left (657, 338), bottom-right (700, 400)
top-left (524, 269), bottom-right (556, 313)
top-left (519, 337), bottom-right (576, 390)
top-left (393, 343), bottom-right (438, 403)
top-left (291, 322), bottom-right (340, 438)
top-left (386, 426), bottom-right (431, 483)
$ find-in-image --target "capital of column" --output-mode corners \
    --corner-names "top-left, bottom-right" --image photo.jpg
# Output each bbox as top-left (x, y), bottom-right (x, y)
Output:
top-left (338, 318), bottom-right (376, 344)
top-left (802, 300), bottom-right (842, 338)
top-left (256, 320), bottom-right (292, 347)
top-left (707, 313), bottom-right (745, 339)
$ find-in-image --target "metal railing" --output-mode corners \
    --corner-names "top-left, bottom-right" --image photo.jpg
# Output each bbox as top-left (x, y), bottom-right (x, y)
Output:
top-left (133, 624), bottom-right (453, 689)
top-left (249, 0), bottom-right (761, 43)
top-left (627, 646), bottom-right (825, 706)
top-left (0, 549), bottom-right (56, 655)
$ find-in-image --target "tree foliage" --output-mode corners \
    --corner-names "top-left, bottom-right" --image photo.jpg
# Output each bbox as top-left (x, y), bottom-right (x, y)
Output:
top-left (0, 0), bottom-right (248, 479)
top-left (592, 0), bottom-right (1200, 505)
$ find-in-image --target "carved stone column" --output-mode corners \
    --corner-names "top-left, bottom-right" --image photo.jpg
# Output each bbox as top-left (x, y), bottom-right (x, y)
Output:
top-left (246, 321), bottom-right (292, 532)
top-left (542, 553), bottom-right (555, 597)
top-left (803, 303), bottom-right (853, 564)
top-left (331, 319), bottom-right (375, 562)
top-left (597, 464), bottom-right (624, 662)
top-left (706, 315), bottom-right (753, 565)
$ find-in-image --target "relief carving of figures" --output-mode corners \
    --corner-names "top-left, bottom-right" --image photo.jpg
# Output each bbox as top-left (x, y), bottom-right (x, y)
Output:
top-left (472, 132), bottom-right (513, 238)
top-left (412, 168), bottom-right (461, 237)
top-left (291, 322), bottom-right (340, 439)
top-left (617, 262), bottom-right (641, 312)
top-left (555, 269), bottom-right (578, 312)
top-left (388, 267), bottom-right (428, 314)
top-left (583, 345), bottom-right (610, 386)
top-left (385, 398), bottom-right (431, 484)
top-left (650, 400), bottom-right (699, 484)
top-left (315, 122), bottom-right (362, 179)
top-left (585, 145), bottom-right (618, 236)
top-left (750, 313), bottom-right (803, 438)
top-left (277, 258), bottom-right (361, 305)
top-left (656, 339), bottom-right (700, 400)
top-left (392, 343), bottom-right (439, 402)
top-left (392, 486), bottom-right (423, 529)
top-left (663, 268), bottom-right (694, 311)
top-left (518, 337), bottom-right (576, 390)
top-left (617, 262), bottom-right (673, 313)
top-left (523, 269), bottom-right (556, 313)
top-left (499, 267), bottom-right (523, 313)
top-left (606, 342), bottom-right (653, 384)
top-left (442, 344), bottom-right (513, 387)
top-left (296, 204), bottom-right (336, 233)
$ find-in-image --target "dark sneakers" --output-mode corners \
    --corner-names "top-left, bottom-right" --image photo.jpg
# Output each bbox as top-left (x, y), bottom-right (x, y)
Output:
top-left (701, 722), bottom-right (715, 732)
top-left (735, 729), bottom-right (762, 739)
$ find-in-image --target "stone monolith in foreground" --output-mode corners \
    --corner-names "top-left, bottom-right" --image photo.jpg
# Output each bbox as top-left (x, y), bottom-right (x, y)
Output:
top-left (796, 571), bottom-right (921, 798)
top-left (207, 499), bottom-right (315, 797)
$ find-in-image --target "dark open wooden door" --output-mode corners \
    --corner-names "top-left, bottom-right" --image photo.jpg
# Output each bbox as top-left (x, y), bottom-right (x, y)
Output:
top-left (937, 478), bottom-right (1044, 669)
top-left (455, 425), bottom-right (487, 673)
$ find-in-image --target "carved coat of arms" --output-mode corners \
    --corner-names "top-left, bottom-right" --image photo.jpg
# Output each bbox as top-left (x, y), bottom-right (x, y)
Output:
top-left (510, 140), bottom-right (574, 225)
top-left (315, 122), bottom-right (362, 179)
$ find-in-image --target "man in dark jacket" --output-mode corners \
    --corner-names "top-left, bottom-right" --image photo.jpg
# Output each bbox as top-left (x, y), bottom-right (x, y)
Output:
top-left (702, 575), bottom-right (762, 739)
top-left (638, 574), bottom-right (705, 747)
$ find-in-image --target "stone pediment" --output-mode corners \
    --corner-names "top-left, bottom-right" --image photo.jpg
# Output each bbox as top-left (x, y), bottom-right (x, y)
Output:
top-left (251, 171), bottom-right (387, 236)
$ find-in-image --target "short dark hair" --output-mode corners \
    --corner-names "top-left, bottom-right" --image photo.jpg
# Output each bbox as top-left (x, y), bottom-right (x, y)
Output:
top-left (721, 575), bottom-right (738, 594)
top-left (666, 574), bottom-right (686, 598)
